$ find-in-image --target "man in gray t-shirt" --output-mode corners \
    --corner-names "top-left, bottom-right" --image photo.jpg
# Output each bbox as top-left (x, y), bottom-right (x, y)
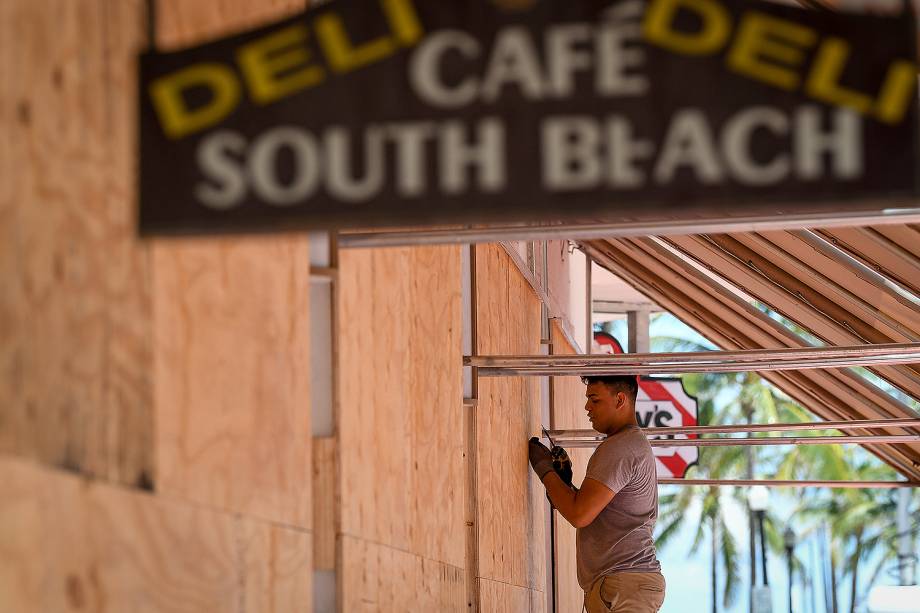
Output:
top-left (529, 375), bottom-right (666, 613)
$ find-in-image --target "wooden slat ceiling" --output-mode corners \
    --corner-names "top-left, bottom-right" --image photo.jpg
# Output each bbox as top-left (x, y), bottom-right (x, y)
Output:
top-left (582, 224), bottom-right (920, 481)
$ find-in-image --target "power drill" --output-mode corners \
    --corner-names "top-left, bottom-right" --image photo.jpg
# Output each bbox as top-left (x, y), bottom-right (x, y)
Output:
top-left (542, 427), bottom-right (573, 487)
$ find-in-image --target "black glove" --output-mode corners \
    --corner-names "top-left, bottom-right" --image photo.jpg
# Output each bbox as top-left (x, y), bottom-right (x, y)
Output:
top-left (528, 438), bottom-right (555, 480)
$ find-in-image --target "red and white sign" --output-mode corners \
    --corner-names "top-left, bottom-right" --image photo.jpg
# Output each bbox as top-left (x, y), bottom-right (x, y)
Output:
top-left (593, 332), bottom-right (700, 478)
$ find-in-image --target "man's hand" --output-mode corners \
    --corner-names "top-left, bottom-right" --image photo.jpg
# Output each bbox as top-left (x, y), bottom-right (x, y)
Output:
top-left (528, 438), bottom-right (554, 480)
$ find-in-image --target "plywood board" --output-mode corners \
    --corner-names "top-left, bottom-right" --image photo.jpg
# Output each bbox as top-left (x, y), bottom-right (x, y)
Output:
top-left (337, 246), bottom-right (464, 568)
top-left (0, 0), bottom-right (153, 487)
top-left (475, 244), bottom-right (546, 591)
top-left (479, 579), bottom-right (547, 613)
top-left (0, 457), bottom-right (312, 613)
top-left (549, 320), bottom-right (594, 611)
top-left (155, 0), bottom-right (303, 48)
top-left (340, 535), bottom-right (465, 612)
top-left (313, 436), bottom-right (337, 571)
top-left (154, 237), bottom-right (312, 528)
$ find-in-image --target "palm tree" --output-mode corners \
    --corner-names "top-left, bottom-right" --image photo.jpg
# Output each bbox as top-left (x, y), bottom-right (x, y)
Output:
top-left (656, 458), bottom-right (745, 613)
top-left (777, 443), bottom-right (911, 613)
top-left (650, 324), bottom-right (809, 613)
top-left (636, 314), bottom-right (915, 613)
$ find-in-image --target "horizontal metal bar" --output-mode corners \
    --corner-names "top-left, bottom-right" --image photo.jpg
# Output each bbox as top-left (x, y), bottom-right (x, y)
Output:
top-left (556, 435), bottom-right (920, 448)
top-left (548, 418), bottom-right (920, 439)
top-left (658, 479), bottom-right (918, 489)
top-left (593, 299), bottom-right (663, 314)
top-left (337, 208), bottom-right (920, 248)
top-left (468, 342), bottom-right (920, 375)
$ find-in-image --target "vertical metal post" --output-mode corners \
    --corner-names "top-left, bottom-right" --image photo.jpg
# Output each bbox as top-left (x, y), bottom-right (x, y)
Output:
top-left (463, 245), bottom-right (477, 401)
top-left (309, 231), bottom-right (336, 613)
top-left (898, 488), bottom-right (917, 585)
top-left (538, 240), bottom-right (556, 613)
top-left (747, 407), bottom-right (756, 613)
top-left (627, 310), bottom-right (650, 354)
top-left (586, 253), bottom-right (593, 354)
top-left (759, 511), bottom-right (769, 587)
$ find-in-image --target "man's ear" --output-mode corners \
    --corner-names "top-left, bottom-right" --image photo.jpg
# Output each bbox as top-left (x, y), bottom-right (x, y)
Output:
top-left (616, 391), bottom-right (627, 410)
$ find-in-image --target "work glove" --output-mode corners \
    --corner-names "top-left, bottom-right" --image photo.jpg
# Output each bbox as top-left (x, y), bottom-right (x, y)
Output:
top-left (529, 438), bottom-right (574, 486)
top-left (528, 438), bottom-right (555, 481)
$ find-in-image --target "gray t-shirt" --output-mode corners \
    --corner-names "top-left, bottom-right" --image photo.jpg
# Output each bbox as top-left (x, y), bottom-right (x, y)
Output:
top-left (576, 424), bottom-right (661, 590)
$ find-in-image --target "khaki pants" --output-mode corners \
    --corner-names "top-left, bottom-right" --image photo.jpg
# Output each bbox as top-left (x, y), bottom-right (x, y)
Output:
top-left (584, 572), bottom-right (666, 613)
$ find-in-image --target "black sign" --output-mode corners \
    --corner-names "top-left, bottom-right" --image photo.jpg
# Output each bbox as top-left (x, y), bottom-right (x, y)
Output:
top-left (139, 0), bottom-right (918, 235)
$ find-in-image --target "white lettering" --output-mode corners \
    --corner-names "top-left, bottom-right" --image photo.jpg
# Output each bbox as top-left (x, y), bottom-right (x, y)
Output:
top-left (248, 126), bottom-right (321, 205)
top-left (542, 116), bottom-right (602, 190)
top-left (794, 106), bottom-right (862, 180)
top-left (654, 110), bottom-right (724, 184)
top-left (409, 30), bottom-right (480, 108)
top-left (195, 130), bottom-right (247, 209)
top-left (481, 27), bottom-right (546, 102)
top-left (722, 107), bottom-right (790, 186)
top-left (439, 118), bottom-right (506, 193)
top-left (546, 24), bottom-right (593, 97)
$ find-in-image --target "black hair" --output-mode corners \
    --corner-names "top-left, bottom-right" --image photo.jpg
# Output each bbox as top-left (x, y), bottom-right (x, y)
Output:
top-left (580, 375), bottom-right (639, 402)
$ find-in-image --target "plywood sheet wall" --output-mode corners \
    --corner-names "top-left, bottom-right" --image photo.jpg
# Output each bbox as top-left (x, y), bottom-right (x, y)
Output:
top-left (550, 320), bottom-right (594, 611)
top-left (337, 245), bottom-right (465, 609)
top-left (475, 244), bottom-right (547, 611)
top-left (154, 237), bottom-right (312, 526)
top-left (0, 457), bottom-right (311, 613)
top-left (151, 0), bottom-right (313, 532)
top-left (1, 1), bottom-right (315, 612)
top-left (0, 0), bottom-right (153, 487)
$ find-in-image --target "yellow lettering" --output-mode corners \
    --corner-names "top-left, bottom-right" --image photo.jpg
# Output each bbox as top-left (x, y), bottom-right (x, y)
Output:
top-left (727, 13), bottom-right (816, 91)
top-left (643, 0), bottom-right (731, 56)
top-left (874, 60), bottom-right (916, 125)
top-left (381, 0), bottom-right (423, 46)
top-left (316, 12), bottom-right (396, 73)
top-left (148, 63), bottom-right (240, 139)
top-left (237, 25), bottom-right (325, 105)
top-left (806, 38), bottom-right (873, 114)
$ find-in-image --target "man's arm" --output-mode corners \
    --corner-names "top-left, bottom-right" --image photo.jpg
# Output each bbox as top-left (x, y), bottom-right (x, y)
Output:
top-left (543, 473), bottom-right (615, 529)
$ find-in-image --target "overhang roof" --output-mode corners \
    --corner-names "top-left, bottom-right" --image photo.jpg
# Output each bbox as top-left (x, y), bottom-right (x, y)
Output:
top-left (581, 224), bottom-right (920, 481)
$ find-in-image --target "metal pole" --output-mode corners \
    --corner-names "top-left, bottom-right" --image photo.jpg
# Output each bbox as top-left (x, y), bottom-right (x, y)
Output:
top-left (585, 252), bottom-right (593, 356)
top-left (467, 342), bottom-right (920, 376)
top-left (556, 435), bottom-right (920, 448)
top-left (336, 208), bottom-right (920, 248)
top-left (758, 511), bottom-right (769, 586)
top-left (791, 230), bottom-right (920, 309)
top-left (548, 418), bottom-right (920, 439)
top-left (658, 479), bottom-right (918, 489)
top-left (627, 310), bottom-right (651, 354)
top-left (747, 406), bottom-right (756, 613)
top-left (787, 548), bottom-right (794, 613)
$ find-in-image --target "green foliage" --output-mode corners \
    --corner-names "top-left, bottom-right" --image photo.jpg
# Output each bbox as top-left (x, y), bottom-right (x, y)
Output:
top-left (647, 314), bottom-right (914, 612)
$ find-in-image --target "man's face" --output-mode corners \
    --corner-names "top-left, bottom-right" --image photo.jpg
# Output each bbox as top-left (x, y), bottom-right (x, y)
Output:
top-left (584, 382), bottom-right (624, 435)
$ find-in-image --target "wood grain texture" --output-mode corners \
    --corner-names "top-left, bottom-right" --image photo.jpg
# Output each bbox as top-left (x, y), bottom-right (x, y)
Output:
top-left (479, 579), bottom-right (547, 613)
top-left (150, 0), bottom-right (317, 531)
top-left (154, 237), bottom-right (312, 528)
top-left (154, 0), bottom-right (303, 48)
top-left (0, 457), bottom-right (312, 613)
top-left (337, 246), bottom-right (464, 568)
top-left (340, 535), bottom-right (465, 612)
top-left (475, 244), bottom-right (546, 592)
top-left (313, 436), bottom-right (337, 570)
top-left (549, 320), bottom-right (593, 610)
top-left (0, 0), bottom-right (154, 487)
